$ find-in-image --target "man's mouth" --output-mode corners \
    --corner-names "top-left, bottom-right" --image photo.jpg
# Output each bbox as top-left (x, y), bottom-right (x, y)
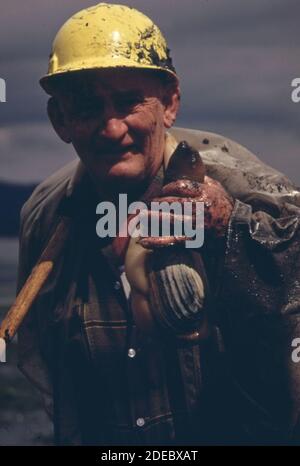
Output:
top-left (98, 144), bottom-right (139, 160)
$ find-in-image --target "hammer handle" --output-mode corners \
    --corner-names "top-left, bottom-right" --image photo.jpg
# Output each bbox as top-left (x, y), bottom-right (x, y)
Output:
top-left (0, 217), bottom-right (71, 342)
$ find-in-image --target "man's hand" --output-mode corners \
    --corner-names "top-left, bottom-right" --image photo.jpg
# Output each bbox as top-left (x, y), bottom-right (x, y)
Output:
top-left (138, 175), bottom-right (234, 249)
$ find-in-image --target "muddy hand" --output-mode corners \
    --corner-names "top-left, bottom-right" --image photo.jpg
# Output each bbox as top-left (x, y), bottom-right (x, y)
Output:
top-left (138, 141), bottom-right (234, 249)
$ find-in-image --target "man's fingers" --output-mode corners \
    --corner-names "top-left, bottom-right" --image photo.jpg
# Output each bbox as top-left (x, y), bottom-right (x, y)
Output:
top-left (138, 235), bottom-right (188, 249)
top-left (161, 180), bottom-right (203, 197)
top-left (139, 206), bottom-right (194, 223)
top-left (133, 176), bottom-right (234, 242)
top-left (149, 196), bottom-right (195, 204)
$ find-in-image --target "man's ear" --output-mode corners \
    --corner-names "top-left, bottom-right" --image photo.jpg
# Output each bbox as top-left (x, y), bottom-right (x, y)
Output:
top-left (47, 97), bottom-right (72, 144)
top-left (162, 83), bottom-right (181, 129)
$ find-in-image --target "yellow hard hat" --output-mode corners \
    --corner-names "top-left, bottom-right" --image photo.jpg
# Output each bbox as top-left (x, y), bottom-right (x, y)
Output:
top-left (40, 2), bottom-right (177, 94)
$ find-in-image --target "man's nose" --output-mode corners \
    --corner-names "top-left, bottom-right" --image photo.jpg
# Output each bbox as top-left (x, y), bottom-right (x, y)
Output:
top-left (99, 102), bottom-right (128, 141)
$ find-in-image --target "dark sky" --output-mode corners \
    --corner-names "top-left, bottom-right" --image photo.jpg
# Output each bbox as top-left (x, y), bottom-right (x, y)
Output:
top-left (1, 0), bottom-right (300, 184)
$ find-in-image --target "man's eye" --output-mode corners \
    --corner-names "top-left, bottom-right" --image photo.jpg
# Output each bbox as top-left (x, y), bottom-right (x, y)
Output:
top-left (115, 95), bottom-right (144, 111)
top-left (75, 106), bottom-right (101, 118)
top-left (71, 99), bottom-right (104, 119)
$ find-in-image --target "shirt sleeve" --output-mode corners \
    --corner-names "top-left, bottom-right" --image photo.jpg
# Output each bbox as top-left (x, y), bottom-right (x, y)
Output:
top-left (17, 203), bottom-right (84, 445)
top-left (16, 203), bottom-right (54, 421)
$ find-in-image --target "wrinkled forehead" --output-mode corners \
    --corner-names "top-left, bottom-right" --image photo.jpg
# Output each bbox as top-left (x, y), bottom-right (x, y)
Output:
top-left (54, 68), bottom-right (165, 101)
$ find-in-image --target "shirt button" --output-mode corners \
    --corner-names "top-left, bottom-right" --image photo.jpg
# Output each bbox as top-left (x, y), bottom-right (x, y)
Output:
top-left (136, 417), bottom-right (145, 427)
top-left (114, 281), bottom-right (121, 291)
top-left (128, 348), bottom-right (136, 358)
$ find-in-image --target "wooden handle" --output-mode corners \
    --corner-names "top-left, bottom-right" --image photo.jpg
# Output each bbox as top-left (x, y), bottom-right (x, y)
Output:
top-left (0, 217), bottom-right (71, 343)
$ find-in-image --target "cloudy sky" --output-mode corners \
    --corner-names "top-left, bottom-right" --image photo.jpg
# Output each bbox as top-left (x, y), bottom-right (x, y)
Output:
top-left (1, 0), bottom-right (300, 184)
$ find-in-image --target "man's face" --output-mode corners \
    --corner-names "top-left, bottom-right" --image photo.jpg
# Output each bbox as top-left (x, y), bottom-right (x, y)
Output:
top-left (53, 69), bottom-right (178, 196)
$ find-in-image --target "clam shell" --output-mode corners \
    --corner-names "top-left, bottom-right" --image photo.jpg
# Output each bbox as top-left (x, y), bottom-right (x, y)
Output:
top-left (148, 247), bottom-right (209, 338)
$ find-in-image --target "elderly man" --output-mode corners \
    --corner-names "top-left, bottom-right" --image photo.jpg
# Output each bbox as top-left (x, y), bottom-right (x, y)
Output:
top-left (17, 3), bottom-right (300, 445)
